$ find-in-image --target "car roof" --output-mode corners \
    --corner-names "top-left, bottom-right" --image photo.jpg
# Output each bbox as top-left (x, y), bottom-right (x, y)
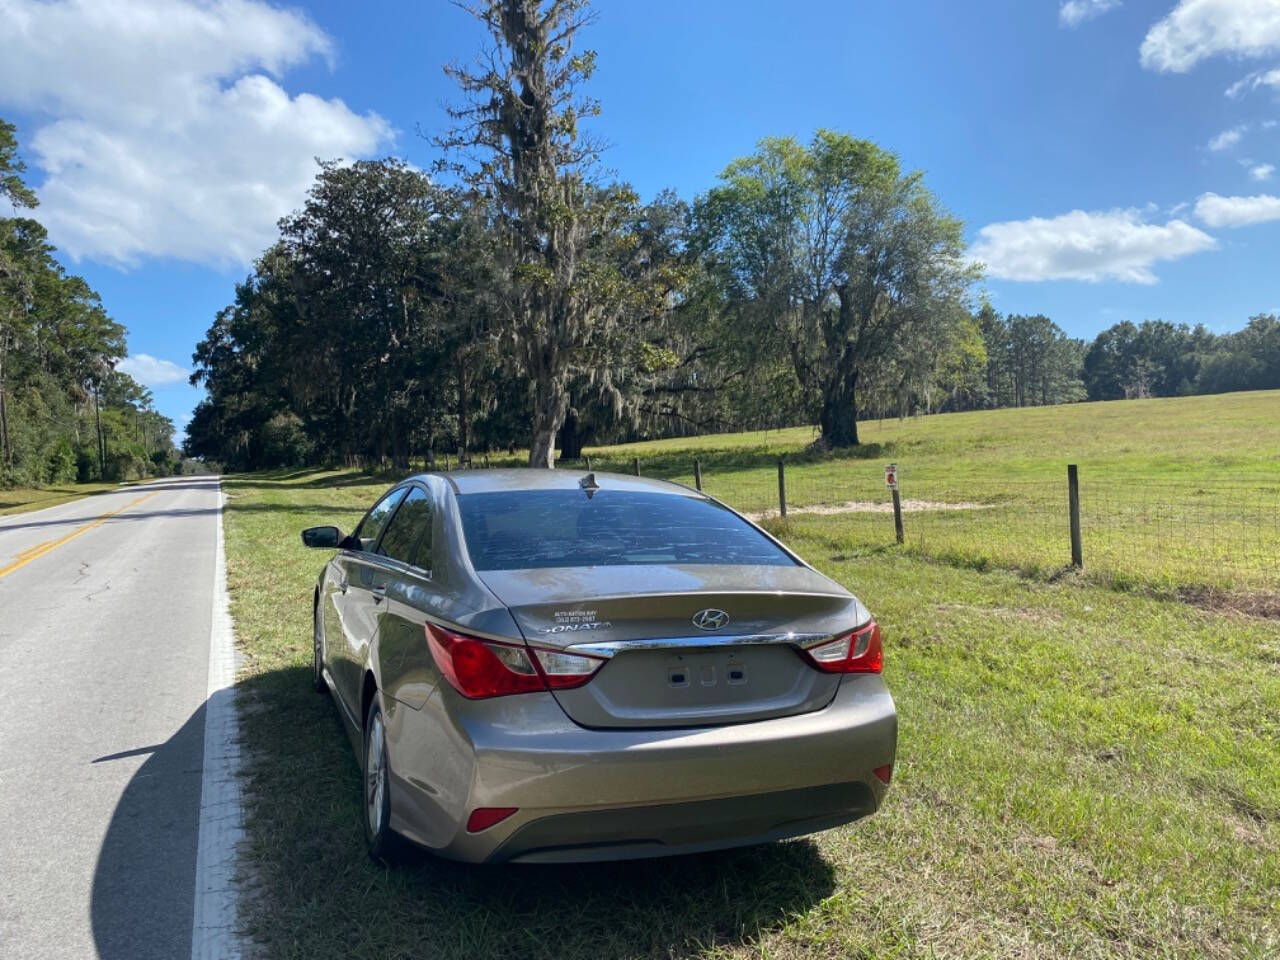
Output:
top-left (410, 468), bottom-right (703, 498)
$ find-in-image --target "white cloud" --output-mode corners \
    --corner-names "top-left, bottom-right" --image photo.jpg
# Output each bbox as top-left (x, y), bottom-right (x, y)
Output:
top-left (1225, 66), bottom-right (1280, 97)
top-left (1194, 192), bottom-right (1280, 226)
top-left (1059, 0), bottom-right (1121, 28)
top-left (1208, 124), bottom-right (1248, 150)
top-left (970, 208), bottom-right (1217, 284)
top-left (0, 0), bottom-right (392, 267)
top-left (1142, 0), bottom-right (1280, 73)
top-left (116, 353), bottom-right (191, 386)
top-left (1250, 163), bottom-right (1276, 180)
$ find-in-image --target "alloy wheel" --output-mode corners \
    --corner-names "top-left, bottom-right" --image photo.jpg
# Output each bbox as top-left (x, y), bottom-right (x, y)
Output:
top-left (365, 711), bottom-right (387, 835)
top-left (313, 612), bottom-right (323, 686)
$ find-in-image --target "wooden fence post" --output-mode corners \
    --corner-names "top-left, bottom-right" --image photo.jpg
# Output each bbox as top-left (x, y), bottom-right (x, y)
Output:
top-left (1068, 464), bottom-right (1083, 569)
top-left (585, 455), bottom-right (592, 472)
top-left (694, 458), bottom-right (702, 491)
top-left (887, 462), bottom-right (904, 544)
top-left (632, 457), bottom-right (640, 476)
top-left (777, 460), bottom-right (788, 518)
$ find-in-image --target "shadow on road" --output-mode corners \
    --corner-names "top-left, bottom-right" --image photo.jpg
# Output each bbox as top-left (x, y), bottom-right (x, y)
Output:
top-left (223, 469), bottom-right (403, 491)
top-left (0, 501), bottom-right (365, 535)
top-left (90, 705), bottom-right (205, 959)
top-left (0, 478), bottom-right (224, 534)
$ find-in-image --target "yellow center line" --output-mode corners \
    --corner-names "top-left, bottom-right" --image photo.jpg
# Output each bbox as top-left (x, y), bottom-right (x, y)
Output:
top-left (0, 490), bottom-right (162, 580)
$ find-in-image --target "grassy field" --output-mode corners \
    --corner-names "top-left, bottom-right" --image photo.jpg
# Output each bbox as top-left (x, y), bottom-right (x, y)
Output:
top-left (577, 391), bottom-right (1280, 593)
top-left (587, 389), bottom-right (1280, 485)
top-left (221, 394), bottom-right (1280, 959)
top-left (0, 481), bottom-right (124, 516)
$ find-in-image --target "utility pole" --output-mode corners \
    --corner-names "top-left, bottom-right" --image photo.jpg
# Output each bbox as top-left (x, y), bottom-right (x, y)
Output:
top-left (0, 374), bottom-right (10, 476)
top-left (94, 381), bottom-right (106, 479)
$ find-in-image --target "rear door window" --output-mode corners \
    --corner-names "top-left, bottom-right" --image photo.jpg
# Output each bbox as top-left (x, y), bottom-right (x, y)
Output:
top-left (375, 487), bottom-right (434, 571)
top-left (457, 490), bottom-right (797, 571)
top-left (352, 487), bottom-right (407, 551)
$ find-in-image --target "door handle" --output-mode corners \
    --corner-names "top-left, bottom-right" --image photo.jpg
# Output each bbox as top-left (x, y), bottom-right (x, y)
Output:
top-left (371, 584), bottom-right (387, 603)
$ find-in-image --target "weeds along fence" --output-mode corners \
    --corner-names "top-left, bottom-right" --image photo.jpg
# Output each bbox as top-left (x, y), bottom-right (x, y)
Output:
top-left (552, 455), bottom-right (1280, 593)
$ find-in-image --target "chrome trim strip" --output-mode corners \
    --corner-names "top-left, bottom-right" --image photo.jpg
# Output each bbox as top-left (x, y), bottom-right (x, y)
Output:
top-left (564, 632), bottom-right (834, 659)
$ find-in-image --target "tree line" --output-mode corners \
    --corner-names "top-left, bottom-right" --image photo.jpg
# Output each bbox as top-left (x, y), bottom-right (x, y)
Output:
top-left (187, 0), bottom-right (988, 469)
top-left (192, 0), bottom-right (1280, 473)
top-left (1, 120), bottom-right (178, 487)
top-left (1082, 315), bottom-right (1280, 400)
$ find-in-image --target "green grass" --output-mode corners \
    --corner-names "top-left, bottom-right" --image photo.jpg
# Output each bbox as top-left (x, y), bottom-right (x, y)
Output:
top-left (221, 397), bottom-right (1280, 958)
top-left (0, 480), bottom-right (127, 516)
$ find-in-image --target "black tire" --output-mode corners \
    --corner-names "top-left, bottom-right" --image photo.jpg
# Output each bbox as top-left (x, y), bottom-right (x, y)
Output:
top-left (362, 695), bottom-right (400, 862)
top-left (311, 602), bottom-right (327, 693)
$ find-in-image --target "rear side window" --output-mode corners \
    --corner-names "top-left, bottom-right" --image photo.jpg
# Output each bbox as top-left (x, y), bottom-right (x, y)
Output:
top-left (376, 488), bottom-right (434, 570)
top-left (353, 487), bottom-right (406, 551)
top-left (457, 490), bottom-right (796, 571)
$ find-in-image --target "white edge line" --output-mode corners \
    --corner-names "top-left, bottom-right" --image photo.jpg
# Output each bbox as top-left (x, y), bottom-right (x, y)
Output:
top-left (191, 478), bottom-right (245, 960)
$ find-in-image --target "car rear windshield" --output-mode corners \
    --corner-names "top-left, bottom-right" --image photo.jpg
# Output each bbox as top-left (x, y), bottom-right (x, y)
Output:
top-left (456, 489), bottom-right (797, 571)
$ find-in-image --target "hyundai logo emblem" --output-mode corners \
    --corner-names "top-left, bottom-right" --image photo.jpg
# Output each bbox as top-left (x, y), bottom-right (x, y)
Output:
top-left (691, 608), bottom-right (730, 631)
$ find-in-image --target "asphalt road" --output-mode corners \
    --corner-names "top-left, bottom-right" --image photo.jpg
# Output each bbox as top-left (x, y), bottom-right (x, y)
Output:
top-left (0, 476), bottom-right (224, 960)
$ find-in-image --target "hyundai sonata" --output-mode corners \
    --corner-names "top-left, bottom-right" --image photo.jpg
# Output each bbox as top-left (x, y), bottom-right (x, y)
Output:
top-left (301, 469), bottom-right (896, 863)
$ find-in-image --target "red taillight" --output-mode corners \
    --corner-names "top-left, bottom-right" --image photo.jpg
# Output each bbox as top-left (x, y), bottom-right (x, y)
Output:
top-left (425, 623), bottom-right (604, 699)
top-left (873, 764), bottom-right (893, 785)
top-left (466, 807), bottom-right (518, 832)
top-left (801, 621), bottom-right (883, 674)
top-left (425, 623), bottom-right (543, 698)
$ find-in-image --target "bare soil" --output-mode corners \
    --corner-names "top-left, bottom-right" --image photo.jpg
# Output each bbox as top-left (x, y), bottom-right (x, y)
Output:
top-left (746, 498), bottom-right (992, 521)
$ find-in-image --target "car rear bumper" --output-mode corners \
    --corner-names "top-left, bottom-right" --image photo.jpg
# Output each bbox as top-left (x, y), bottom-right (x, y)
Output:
top-left (383, 674), bottom-right (896, 863)
top-left (488, 780), bottom-right (878, 863)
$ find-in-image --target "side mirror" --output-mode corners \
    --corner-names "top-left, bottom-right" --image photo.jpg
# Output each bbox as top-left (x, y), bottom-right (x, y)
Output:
top-left (301, 525), bottom-right (342, 549)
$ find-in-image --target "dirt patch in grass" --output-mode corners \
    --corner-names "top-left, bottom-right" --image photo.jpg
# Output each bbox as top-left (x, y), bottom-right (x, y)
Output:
top-left (1231, 815), bottom-right (1269, 847)
top-left (746, 499), bottom-right (993, 521)
top-left (1179, 586), bottom-right (1280, 620)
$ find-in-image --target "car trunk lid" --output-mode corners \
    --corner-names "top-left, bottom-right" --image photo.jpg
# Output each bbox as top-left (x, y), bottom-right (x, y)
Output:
top-left (477, 564), bottom-right (867, 729)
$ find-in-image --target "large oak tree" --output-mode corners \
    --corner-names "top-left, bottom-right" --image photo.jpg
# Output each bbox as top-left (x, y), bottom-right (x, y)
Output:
top-left (702, 130), bottom-right (978, 446)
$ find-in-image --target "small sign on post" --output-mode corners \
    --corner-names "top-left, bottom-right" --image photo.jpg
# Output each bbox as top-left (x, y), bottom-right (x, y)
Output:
top-left (886, 463), bottom-right (904, 544)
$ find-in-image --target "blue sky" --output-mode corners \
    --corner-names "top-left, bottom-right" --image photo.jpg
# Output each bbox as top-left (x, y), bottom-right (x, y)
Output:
top-left (4, 0), bottom-right (1280, 434)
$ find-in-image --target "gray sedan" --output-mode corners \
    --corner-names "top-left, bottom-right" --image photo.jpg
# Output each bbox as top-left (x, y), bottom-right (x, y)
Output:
top-left (302, 469), bottom-right (897, 863)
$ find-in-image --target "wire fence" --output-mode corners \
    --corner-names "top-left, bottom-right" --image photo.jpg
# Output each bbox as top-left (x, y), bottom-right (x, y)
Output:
top-left (542, 455), bottom-right (1280, 593)
top-left (1076, 478), bottom-right (1280, 592)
